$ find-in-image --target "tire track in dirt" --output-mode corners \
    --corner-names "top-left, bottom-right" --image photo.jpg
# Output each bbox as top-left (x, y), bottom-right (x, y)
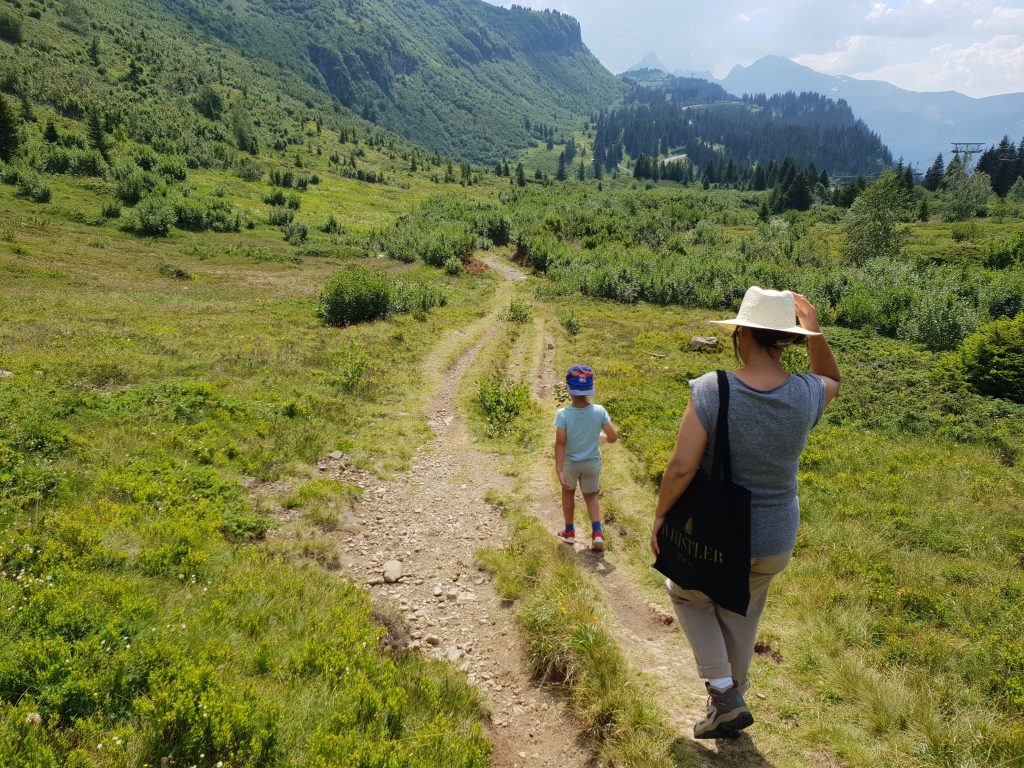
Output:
top-left (325, 280), bottom-right (593, 768)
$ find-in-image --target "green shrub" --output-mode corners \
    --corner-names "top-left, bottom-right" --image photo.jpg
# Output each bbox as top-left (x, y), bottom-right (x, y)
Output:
top-left (335, 344), bottom-right (368, 392)
top-left (283, 221), bottom-right (308, 245)
top-left (157, 157), bottom-right (187, 181)
top-left (318, 268), bottom-right (446, 326)
top-left (322, 214), bottom-right (343, 234)
top-left (101, 201), bottom-right (121, 219)
top-left (559, 310), bottom-right (582, 336)
top-left (953, 315), bottom-right (1024, 403)
top-left (235, 155), bottom-right (264, 182)
top-left (903, 288), bottom-right (978, 351)
top-left (0, 9), bottom-right (22, 43)
top-left (157, 262), bottom-right (191, 280)
top-left (951, 220), bottom-right (978, 242)
top-left (264, 188), bottom-right (287, 206)
top-left (984, 231), bottom-right (1024, 269)
top-left (14, 170), bottom-right (51, 203)
top-left (505, 299), bottom-right (533, 324)
top-left (318, 268), bottom-right (395, 326)
top-left (267, 208), bottom-right (294, 226)
top-left (136, 661), bottom-right (279, 766)
top-left (476, 373), bottom-right (530, 434)
top-left (132, 196), bottom-right (176, 237)
top-left (390, 281), bottom-right (447, 314)
top-left (444, 256), bottom-right (462, 276)
top-left (173, 196), bottom-right (210, 231)
top-left (112, 165), bottom-right (159, 206)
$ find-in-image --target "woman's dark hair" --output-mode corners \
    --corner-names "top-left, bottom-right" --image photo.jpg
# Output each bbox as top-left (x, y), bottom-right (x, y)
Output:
top-left (733, 327), bottom-right (805, 360)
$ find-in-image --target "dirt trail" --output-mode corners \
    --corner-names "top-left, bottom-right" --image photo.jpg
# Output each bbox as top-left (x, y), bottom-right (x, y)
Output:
top-left (326, 254), bottom-right (773, 766)
top-left (326, 285), bottom-right (590, 768)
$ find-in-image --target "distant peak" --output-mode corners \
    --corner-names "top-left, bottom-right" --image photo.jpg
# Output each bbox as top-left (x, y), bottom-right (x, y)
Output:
top-left (625, 50), bottom-right (668, 74)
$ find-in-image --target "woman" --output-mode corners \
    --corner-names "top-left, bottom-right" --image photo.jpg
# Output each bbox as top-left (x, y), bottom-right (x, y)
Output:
top-left (650, 287), bottom-right (840, 739)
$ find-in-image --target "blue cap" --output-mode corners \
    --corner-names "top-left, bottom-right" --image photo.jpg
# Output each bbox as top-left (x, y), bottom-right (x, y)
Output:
top-left (566, 364), bottom-right (595, 396)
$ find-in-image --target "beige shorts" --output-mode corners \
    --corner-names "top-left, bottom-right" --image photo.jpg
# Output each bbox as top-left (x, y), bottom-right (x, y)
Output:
top-left (562, 459), bottom-right (601, 494)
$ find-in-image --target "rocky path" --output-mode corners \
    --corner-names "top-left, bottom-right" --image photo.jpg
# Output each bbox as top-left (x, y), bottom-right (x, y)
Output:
top-left (326, 292), bottom-right (590, 768)
top-left (324, 254), bottom-right (776, 767)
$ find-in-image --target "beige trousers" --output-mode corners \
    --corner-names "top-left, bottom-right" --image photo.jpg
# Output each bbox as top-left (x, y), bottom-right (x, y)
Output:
top-left (665, 551), bottom-right (792, 688)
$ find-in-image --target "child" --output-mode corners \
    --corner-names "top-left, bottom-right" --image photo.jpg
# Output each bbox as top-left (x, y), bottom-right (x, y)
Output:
top-left (554, 364), bottom-right (618, 551)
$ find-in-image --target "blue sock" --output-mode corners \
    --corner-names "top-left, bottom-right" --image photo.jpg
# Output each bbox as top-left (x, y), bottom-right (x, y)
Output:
top-left (564, 524), bottom-right (575, 533)
top-left (591, 521), bottom-right (603, 535)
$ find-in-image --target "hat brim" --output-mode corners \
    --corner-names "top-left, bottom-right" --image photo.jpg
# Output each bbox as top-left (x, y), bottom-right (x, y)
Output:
top-left (707, 318), bottom-right (821, 336)
top-left (567, 387), bottom-right (595, 396)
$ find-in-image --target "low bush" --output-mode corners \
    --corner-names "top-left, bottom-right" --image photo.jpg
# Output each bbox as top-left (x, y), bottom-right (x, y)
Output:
top-left (318, 268), bottom-right (446, 326)
top-left (559, 310), bottom-right (582, 336)
top-left (157, 262), bottom-right (191, 280)
top-left (319, 268), bottom-right (392, 326)
top-left (131, 196), bottom-right (176, 237)
top-left (112, 164), bottom-right (160, 206)
top-left (13, 170), bottom-right (51, 203)
top-left (902, 288), bottom-right (978, 351)
top-left (283, 222), bottom-right (308, 245)
top-left (505, 299), bottom-right (534, 324)
top-left (267, 208), bottom-right (294, 226)
top-left (476, 373), bottom-right (530, 434)
top-left (952, 315), bottom-right (1024, 403)
top-left (235, 155), bottom-right (264, 182)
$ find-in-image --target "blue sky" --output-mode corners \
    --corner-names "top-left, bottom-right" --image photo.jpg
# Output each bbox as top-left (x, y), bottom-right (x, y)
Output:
top-left (485, 0), bottom-right (1024, 97)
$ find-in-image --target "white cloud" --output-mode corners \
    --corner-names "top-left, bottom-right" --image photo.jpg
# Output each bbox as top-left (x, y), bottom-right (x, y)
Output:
top-left (858, 34), bottom-right (1024, 96)
top-left (482, 0), bottom-right (1024, 96)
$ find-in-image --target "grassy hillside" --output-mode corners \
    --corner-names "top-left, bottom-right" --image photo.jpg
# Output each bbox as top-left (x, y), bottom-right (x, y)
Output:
top-left (158, 0), bottom-right (623, 162)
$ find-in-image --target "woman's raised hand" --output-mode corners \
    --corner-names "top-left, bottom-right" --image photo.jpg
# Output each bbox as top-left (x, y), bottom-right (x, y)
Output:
top-left (792, 292), bottom-right (821, 333)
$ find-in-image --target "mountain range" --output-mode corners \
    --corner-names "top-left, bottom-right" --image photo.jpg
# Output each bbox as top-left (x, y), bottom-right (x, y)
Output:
top-left (626, 52), bottom-right (1024, 171)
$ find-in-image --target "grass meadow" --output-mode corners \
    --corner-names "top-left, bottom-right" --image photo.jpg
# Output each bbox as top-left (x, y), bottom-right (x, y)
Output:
top-left (0, 170), bottom-right (500, 766)
top-left (536, 294), bottom-right (1024, 767)
top-left (3, 138), bottom-right (1023, 766)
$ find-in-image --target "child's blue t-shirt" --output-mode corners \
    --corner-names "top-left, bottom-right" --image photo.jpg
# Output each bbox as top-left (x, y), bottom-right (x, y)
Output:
top-left (554, 403), bottom-right (610, 462)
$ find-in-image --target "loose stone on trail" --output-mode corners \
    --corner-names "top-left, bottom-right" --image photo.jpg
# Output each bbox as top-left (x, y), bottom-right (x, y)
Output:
top-left (382, 560), bottom-right (404, 583)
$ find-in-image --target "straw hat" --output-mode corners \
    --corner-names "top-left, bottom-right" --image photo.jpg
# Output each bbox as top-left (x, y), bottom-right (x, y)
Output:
top-left (708, 286), bottom-right (821, 336)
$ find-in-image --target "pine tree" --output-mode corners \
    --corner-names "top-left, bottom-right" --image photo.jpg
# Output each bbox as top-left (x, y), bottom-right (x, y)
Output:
top-left (592, 156), bottom-right (603, 180)
top-left (923, 154), bottom-right (944, 192)
top-left (88, 36), bottom-right (100, 66)
top-left (556, 152), bottom-right (567, 181)
top-left (0, 94), bottom-right (18, 162)
top-left (751, 164), bottom-right (766, 191)
top-left (87, 110), bottom-right (108, 159)
top-left (577, 160), bottom-right (586, 181)
top-left (515, 163), bottom-right (526, 187)
top-left (43, 119), bottom-right (58, 143)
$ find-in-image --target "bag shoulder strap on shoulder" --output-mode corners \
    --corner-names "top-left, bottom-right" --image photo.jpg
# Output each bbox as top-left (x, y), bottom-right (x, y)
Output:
top-left (711, 370), bottom-right (732, 482)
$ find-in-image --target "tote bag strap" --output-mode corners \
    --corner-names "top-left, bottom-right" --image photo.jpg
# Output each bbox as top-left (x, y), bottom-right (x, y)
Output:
top-left (710, 370), bottom-right (732, 482)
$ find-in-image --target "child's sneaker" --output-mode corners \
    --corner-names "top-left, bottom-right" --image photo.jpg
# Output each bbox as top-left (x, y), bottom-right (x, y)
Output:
top-left (591, 532), bottom-right (605, 551)
top-left (556, 529), bottom-right (576, 545)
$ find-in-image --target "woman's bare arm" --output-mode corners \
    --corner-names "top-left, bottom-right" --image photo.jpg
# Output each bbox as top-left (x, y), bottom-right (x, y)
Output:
top-left (793, 292), bottom-right (840, 405)
top-left (651, 401), bottom-right (708, 555)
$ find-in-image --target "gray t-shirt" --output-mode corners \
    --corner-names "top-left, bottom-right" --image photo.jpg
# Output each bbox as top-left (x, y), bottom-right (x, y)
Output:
top-left (688, 371), bottom-right (825, 557)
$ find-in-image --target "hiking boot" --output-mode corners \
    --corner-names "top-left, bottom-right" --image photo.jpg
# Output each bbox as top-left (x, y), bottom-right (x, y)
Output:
top-left (693, 682), bottom-right (753, 739)
top-left (591, 532), bottom-right (605, 551)
top-left (556, 529), bottom-right (576, 545)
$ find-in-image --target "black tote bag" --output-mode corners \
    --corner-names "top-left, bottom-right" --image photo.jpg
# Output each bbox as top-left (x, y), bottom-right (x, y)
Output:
top-left (653, 370), bottom-right (752, 615)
